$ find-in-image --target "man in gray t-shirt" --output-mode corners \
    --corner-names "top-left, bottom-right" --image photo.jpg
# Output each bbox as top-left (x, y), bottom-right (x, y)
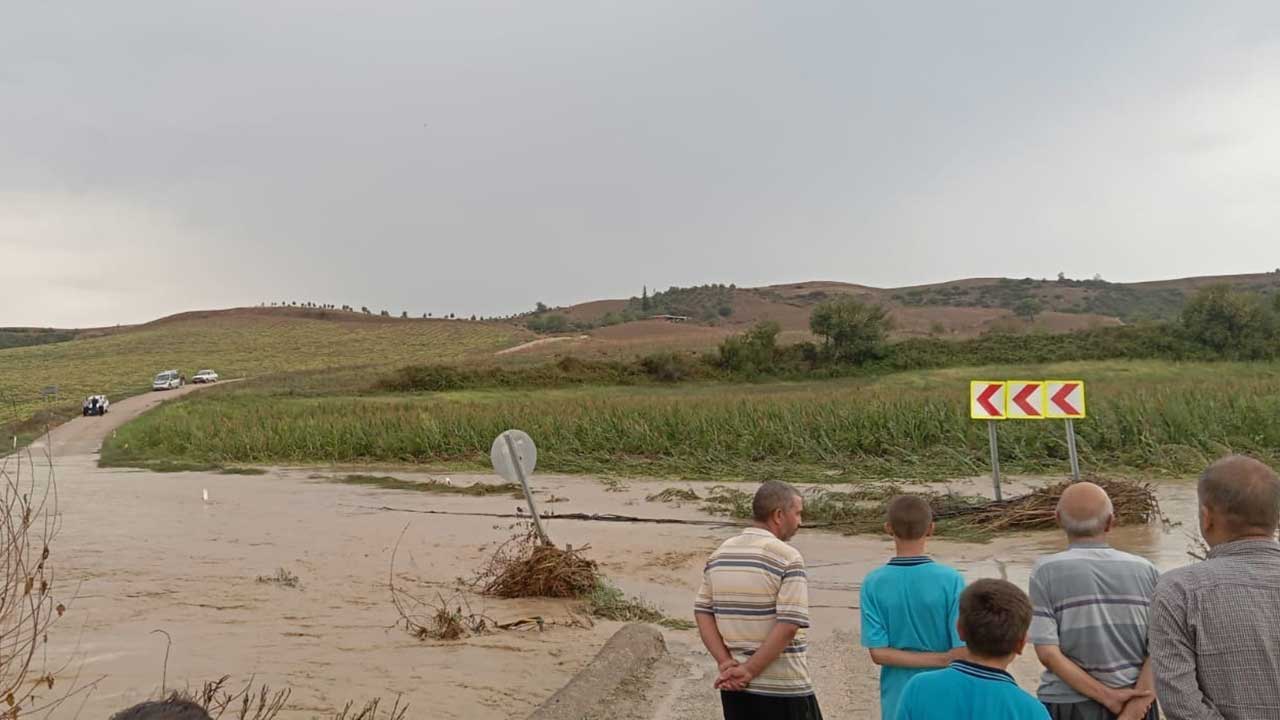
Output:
top-left (1029, 482), bottom-right (1158, 720)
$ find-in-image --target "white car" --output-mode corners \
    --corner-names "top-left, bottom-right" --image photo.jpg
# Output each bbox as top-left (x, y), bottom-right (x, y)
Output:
top-left (152, 370), bottom-right (183, 391)
top-left (192, 369), bottom-right (219, 384)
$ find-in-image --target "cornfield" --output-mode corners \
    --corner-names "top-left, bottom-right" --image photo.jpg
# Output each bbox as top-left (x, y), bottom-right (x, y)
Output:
top-left (104, 361), bottom-right (1280, 479)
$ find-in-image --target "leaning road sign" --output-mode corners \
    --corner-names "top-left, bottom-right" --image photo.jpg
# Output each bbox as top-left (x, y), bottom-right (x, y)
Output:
top-left (1045, 380), bottom-right (1086, 419)
top-left (1006, 381), bottom-right (1045, 419)
top-left (970, 381), bottom-right (1006, 420)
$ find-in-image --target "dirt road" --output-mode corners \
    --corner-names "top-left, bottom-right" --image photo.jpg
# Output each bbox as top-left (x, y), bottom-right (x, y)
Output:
top-left (13, 391), bottom-right (1199, 719)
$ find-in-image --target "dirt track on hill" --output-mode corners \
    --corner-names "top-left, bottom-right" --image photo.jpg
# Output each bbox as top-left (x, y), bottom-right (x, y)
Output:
top-left (14, 391), bottom-right (1201, 718)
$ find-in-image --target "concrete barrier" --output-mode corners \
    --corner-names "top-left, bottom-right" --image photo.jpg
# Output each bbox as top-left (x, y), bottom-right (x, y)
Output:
top-left (527, 623), bottom-right (667, 720)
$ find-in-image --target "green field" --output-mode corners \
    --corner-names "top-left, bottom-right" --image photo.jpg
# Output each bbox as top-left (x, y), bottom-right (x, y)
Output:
top-left (102, 360), bottom-right (1280, 480)
top-left (0, 311), bottom-right (530, 436)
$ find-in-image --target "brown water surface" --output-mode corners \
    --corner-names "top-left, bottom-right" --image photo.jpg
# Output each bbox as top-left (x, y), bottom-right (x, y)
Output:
top-left (9, 389), bottom-right (1203, 718)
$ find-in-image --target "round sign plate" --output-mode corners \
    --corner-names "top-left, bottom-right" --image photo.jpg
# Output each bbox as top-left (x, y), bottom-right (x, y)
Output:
top-left (490, 429), bottom-right (537, 483)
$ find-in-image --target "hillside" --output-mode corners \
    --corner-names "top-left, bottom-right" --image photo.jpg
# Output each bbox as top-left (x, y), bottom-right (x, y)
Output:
top-left (502, 271), bottom-right (1280, 362)
top-left (0, 309), bottom-right (531, 430)
top-left (0, 327), bottom-right (80, 350)
top-left (6, 270), bottom-right (1279, 428)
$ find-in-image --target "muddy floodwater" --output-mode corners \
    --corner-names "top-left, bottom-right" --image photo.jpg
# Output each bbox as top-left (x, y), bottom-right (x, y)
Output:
top-left (12, 389), bottom-right (1203, 719)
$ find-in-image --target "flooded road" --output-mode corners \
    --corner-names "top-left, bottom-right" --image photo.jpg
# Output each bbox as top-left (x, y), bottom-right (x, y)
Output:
top-left (8, 392), bottom-right (1206, 719)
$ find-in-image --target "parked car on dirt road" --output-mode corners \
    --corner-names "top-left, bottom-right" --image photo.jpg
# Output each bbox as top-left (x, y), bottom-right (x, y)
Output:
top-left (192, 369), bottom-right (219, 384)
top-left (152, 370), bottom-right (183, 391)
top-left (82, 395), bottom-right (109, 416)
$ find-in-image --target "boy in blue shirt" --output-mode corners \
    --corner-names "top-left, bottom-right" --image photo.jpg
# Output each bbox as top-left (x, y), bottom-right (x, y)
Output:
top-left (896, 578), bottom-right (1049, 720)
top-left (860, 495), bottom-right (966, 720)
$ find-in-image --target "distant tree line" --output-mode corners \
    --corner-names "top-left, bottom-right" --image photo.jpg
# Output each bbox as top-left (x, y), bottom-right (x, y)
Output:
top-left (261, 301), bottom-right (486, 322)
top-left (713, 284), bottom-right (1280, 377)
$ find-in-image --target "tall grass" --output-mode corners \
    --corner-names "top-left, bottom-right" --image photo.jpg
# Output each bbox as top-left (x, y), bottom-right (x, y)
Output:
top-left (102, 361), bottom-right (1280, 479)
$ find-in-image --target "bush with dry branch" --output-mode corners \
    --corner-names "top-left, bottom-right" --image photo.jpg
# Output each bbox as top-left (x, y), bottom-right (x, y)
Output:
top-left (388, 527), bottom-right (495, 640)
top-left (0, 446), bottom-right (79, 719)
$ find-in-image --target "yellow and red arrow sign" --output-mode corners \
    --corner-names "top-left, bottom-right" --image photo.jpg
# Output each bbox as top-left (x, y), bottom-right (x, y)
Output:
top-left (1046, 381), bottom-right (1086, 418)
top-left (970, 381), bottom-right (1007, 420)
top-left (1006, 381), bottom-right (1045, 419)
top-left (970, 380), bottom-right (1087, 420)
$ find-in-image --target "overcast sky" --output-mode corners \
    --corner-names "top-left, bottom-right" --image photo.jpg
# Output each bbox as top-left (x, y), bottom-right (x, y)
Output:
top-left (3, 2), bottom-right (1279, 327)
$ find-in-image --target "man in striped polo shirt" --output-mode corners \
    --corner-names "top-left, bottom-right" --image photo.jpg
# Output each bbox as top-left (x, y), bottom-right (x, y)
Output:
top-left (1029, 482), bottom-right (1157, 720)
top-left (694, 480), bottom-right (821, 720)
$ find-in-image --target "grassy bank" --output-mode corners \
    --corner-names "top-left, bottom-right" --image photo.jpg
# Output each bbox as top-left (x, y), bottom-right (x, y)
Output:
top-left (0, 310), bottom-right (528, 439)
top-left (102, 360), bottom-right (1280, 479)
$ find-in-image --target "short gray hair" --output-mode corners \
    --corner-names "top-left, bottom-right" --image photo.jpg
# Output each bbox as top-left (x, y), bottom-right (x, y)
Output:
top-left (752, 480), bottom-right (801, 522)
top-left (1056, 493), bottom-right (1114, 538)
top-left (1199, 455), bottom-right (1280, 534)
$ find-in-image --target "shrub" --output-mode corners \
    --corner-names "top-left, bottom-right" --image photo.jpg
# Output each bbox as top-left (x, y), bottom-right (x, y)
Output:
top-left (527, 314), bottom-right (570, 334)
top-left (640, 352), bottom-right (694, 382)
top-left (717, 321), bottom-right (780, 374)
top-left (1181, 285), bottom-right (1278, 359)
top-left (809, 297), bottom-right (891, 364)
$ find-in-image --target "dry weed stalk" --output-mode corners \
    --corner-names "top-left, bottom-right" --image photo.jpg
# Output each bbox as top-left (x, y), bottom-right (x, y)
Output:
top-left (185, 676), bottom-right (290, 720)
top-left (0, 442), bottom-right (79, 719)
top-left (332, 696), bottom-right (408, 720)
top-left (388, 526), bottom-right (494, 640)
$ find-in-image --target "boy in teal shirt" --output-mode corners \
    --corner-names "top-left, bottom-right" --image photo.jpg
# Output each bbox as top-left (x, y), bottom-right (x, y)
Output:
top-left (860, 495), bottom-right (966, 720)
top-left (896, 579), bottom-right (1049, 720)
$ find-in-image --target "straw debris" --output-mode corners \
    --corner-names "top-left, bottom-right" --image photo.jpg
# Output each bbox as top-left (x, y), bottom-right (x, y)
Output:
top-left (646, 487), bottom-right (702, 504)
top-left (701, 477), bottom-right (1161, 540)
top-left (474, 529), bottom-right (599, 598)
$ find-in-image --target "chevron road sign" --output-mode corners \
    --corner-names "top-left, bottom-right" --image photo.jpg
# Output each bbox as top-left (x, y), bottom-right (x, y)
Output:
top-left (970, 381), bottom-right (1006, 420)
top-left (971, 379), bottom-right (1089, 493)
top-left (1046, 381), bottom-right (1086, 419)
top-left (1006, 381), bottom-right (1045, 419)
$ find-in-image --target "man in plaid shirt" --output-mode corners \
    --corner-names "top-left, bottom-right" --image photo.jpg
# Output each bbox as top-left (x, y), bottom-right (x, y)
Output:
top-left (1149, 455), bottom-right (1280, 720)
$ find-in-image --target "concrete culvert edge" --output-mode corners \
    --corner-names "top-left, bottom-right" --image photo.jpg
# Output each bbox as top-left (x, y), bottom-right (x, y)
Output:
top-left (527, 623), bottom-right (667, 720)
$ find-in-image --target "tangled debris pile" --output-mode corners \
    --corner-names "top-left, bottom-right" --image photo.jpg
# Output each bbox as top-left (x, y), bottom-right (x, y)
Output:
top-left (688, 476), bottom-right (1160, 541)
top-left (474, 529), bottom-right (599, 598)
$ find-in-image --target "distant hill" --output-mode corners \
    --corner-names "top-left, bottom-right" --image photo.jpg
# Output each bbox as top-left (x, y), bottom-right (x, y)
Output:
top-left (5, 271), bottom-right (1279, 414)
top-left (504, 272), bottom-right (1280, 361)
top-left (0, 308), bottom-right (530, 429)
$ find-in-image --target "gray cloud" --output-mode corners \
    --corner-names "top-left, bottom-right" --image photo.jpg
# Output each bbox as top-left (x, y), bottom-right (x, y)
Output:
top-left (3, 1), bottom-right (1279, 327)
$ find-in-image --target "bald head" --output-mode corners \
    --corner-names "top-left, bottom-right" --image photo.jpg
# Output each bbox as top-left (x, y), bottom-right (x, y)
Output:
top-left (1199, 455), bottom-right (1280, 538)
top-left (1056, 482), bottom-right (1114, 539)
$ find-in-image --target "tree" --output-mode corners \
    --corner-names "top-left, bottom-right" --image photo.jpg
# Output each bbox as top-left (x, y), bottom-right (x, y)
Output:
top-left (809, 297), bottom-right (891, 364)
top-left (717, 321), bottom-right (780, 373)
top-left (535, 302), bottom-right (548, 314)
top-left (380, 309), bottom-right (390, 317)
top-left (641, 286), bottom-right (651, 312)
top-left (1057, 271), bottom-right (1067, 282)
top-left (360, 306), bottom-right (370, 314)
top-left (528, 313), bottom-right (569, 333)
top-left (401, 311), bottom-right (409, 319)
top-left (1181, 285), bottom-right (1277, 358)
top-left (1014, 298), bottom-right (1042, 322)
top-left (718, 305), bottom-right (734, 318)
